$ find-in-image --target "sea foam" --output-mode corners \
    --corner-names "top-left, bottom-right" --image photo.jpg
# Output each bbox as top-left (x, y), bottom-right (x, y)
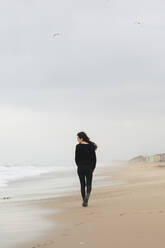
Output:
top-left (0, 164), bottom-right (73, 188)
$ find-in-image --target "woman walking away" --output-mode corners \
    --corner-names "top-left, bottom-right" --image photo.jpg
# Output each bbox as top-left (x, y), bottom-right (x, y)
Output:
top-left (75, 131), bottom-right (97, 207)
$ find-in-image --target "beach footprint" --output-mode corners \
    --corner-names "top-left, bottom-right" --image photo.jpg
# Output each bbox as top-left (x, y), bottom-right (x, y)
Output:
top-left (120, 212), bottom-right (126, 216)
top-left (75, 222), bottom-right (84, 226)
top-left (32, 240), bottom-right (54, 248)
top-left (86, 211), bottom-right (95, 215)
top-left (61, 232), bottom-right (69, 237)
top-left (132, 209), bottom-right (164, 215)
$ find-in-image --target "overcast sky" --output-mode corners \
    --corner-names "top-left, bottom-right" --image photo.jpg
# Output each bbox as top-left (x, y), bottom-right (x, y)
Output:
top-left (0, 0), bottom-right (165, 165)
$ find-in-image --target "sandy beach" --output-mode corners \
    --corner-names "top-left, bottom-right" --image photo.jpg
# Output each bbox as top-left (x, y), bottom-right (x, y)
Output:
top-left (0, 163), bottom-right (123, 248)
top-left (9, 161), bottom-right (165, 248)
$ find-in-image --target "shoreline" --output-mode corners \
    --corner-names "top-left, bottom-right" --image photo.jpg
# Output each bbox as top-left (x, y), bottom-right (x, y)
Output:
top-left (1, 163), bottom-right (125, 248)
top-left (12, 161), bottom-right (165, 248)
top-left (11, 162), bottom-right (127, 248)
top-left (2, 164), bottom-right (122, 201)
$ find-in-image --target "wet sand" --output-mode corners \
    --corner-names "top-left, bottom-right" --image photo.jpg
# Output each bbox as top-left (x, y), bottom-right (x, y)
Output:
top-left (1, 164), bottom-right (123, 248)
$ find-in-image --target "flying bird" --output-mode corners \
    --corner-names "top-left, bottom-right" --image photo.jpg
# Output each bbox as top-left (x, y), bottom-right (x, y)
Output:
top-left (52, 33), bottom-right (61, 38)
top-left (134, 21), bottom-right (142, 25)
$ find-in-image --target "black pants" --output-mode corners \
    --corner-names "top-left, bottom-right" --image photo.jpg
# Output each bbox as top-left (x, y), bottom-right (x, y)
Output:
top-left (77, 166), bottom-right (93, 200)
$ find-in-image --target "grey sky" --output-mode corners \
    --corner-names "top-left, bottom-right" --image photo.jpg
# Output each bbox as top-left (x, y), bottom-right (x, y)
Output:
top-left (0, 0), bottom-right (165, 165)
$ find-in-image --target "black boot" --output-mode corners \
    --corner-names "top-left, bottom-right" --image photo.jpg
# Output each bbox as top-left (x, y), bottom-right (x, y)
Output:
top-left (82, 196), bottom-right (87, 207)
top-left (83, 192), bottom-right (90, 207)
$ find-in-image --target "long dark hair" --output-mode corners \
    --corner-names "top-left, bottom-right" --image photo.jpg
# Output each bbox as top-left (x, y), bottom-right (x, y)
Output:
top-left (77, 131), bottom-right (98, 150)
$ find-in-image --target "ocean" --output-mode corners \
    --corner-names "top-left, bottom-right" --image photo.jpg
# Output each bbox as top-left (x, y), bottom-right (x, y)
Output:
top-left (0, 162), bottom-right (125, 201)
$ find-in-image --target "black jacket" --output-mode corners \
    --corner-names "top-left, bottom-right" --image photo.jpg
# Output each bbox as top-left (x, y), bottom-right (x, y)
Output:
top-left (75, 143), bottom-right (96, 171)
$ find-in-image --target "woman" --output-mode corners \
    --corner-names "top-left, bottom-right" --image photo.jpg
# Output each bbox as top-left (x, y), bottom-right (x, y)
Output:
top-left (75, 131), bottom-right (97, 207)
